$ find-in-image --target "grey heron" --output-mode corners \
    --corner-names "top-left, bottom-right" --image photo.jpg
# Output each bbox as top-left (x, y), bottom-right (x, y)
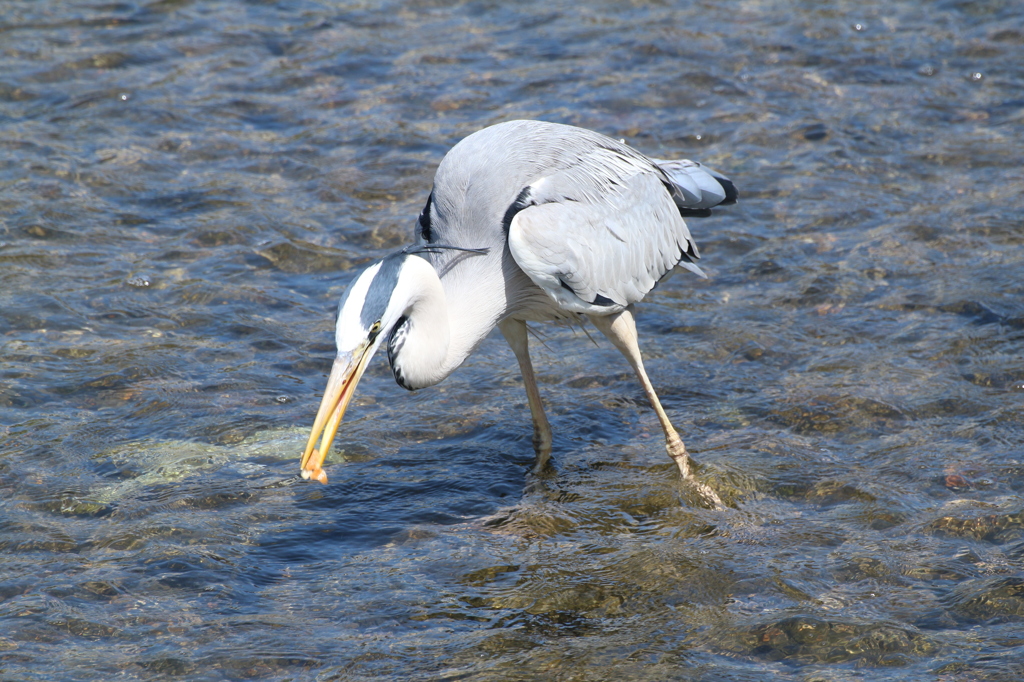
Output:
top-left (299, 120), bottom-right (736, 504)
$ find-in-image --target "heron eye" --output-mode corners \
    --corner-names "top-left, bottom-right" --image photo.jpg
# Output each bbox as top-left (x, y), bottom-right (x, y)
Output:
top-left (370, 321), bottom-right (382, 334)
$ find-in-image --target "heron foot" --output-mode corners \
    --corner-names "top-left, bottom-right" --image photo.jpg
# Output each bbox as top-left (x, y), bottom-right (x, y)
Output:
top-left (666, 437), bottom-right (693, 478)
top-left (666, 437), bottom-right (723, 510)
top-left (531, 436), bottom-right (552, 475)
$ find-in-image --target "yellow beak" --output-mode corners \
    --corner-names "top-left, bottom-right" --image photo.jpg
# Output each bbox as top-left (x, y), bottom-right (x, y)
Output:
top-left (299, 346), bottom-right (374, 483)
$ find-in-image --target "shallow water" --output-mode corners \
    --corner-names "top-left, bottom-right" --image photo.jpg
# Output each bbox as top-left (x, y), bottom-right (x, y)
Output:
top-left (2, 0), bottom-right (1023, 679)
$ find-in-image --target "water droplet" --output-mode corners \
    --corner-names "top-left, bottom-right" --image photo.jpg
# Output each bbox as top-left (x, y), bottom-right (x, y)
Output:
top-left (126, 275), bottom-right (151, 287)
top-left (853, 22), bottom-right (866, 31)
top-left (119, 93), bottom-right (129, 101)
top-left (694, 134), bottom-right (702, 141)
top-left (276, 395), bottom-right (291, 404)
top-left (917, 64), bottom-right (936, 77)
top-left (970, 71), bottom-right (983, 81)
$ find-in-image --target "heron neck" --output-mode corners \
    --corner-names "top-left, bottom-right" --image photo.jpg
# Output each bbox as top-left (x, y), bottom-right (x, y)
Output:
top-left (392, 254), bottom-right (504, 389)
top-left (438, 265), bottom-right (505, 377)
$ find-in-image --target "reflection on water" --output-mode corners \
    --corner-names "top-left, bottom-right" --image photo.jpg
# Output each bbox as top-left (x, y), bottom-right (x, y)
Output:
top-left (2, 0), bottom-right (1023, 679)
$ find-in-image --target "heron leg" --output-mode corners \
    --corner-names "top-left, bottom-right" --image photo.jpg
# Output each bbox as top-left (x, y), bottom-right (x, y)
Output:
top-left (590, 307), bottom-right (722, 507)
top-left (499, 318), bottom-right (553, 473)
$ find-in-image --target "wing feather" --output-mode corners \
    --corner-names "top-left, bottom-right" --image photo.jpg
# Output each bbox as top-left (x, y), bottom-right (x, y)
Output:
top-left (508, 151), bottom-right (704, 315)
top-left (654, 158), bottom-right (739, 209)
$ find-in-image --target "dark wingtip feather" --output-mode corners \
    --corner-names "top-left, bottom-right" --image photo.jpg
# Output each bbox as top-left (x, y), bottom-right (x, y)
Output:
top-left (677, 207), bottom-right (713, 218)
top-left (718, 176), bottom-right (739, 205)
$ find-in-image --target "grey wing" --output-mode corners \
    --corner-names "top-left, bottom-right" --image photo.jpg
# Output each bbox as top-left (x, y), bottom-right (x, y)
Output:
top-left (507, 148), bottom-right (708, 315)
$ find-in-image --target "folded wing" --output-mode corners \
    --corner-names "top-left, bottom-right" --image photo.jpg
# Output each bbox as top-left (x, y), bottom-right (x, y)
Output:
top-left (507, 145), bottom-right (735, 314)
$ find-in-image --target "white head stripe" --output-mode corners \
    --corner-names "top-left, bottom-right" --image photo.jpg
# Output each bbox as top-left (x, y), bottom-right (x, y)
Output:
top-left (336, 260), bottom-right (383, 353)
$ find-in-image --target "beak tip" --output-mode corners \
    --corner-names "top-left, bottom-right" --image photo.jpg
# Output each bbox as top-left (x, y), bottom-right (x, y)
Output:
top-left (301, 448), bottom-right (329, 484)
top-left (303, 351), bottom-right (368, 486)
top-left (300, 465), bottom-right (329, 484)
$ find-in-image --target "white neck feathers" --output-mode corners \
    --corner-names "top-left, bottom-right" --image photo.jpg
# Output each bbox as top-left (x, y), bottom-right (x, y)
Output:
top-left (387, 253), bottom-right (504, 389)
top-left (386, 255), bottom-right (450, 389)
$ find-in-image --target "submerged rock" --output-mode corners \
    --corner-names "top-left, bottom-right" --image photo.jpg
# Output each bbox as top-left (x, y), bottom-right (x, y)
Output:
top-left (720, 615), bottom-right (937, 666)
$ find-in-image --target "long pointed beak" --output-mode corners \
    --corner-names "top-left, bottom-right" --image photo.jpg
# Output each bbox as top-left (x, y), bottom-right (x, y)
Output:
top-left (299, 347), bottom-right (373, 483)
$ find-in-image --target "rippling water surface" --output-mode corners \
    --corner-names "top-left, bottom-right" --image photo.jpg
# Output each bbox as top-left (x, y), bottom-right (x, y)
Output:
top-left (2, 1), bottom-right (1024, 679)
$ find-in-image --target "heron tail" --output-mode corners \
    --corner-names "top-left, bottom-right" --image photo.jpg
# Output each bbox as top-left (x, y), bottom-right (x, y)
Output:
top-left (653, 158), bottom-right (738, 216)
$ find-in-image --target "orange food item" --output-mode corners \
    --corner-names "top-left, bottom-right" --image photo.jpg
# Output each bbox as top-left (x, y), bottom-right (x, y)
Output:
top-left (302, 448), bottom-right (329, 483)
top-left (310, 466), bottom-right (328, 484)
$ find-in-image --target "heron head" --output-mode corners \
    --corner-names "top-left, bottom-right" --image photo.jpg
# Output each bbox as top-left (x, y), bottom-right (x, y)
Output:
top-left (299, 252), bottom-right (433, 482)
